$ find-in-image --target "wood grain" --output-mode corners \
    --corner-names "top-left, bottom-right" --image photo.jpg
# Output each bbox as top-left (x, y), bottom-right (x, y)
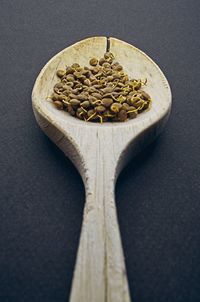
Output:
top-left (32, 37), bottom-right (172, 302)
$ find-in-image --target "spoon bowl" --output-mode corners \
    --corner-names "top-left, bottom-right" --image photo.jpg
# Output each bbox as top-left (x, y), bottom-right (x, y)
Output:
top-left (32, 37), bottom-right (171, 302)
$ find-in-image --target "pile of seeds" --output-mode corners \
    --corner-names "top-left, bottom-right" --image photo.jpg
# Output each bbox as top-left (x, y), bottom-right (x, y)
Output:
top-left (49, 52), bottom-right (152, 123)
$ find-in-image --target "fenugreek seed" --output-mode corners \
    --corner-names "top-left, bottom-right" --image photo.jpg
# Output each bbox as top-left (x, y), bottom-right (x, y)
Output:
top-left (95, 105), bottom-right (106, 113)
top-left (134, 81), bottom-right (142, 90)
top-left (102, 62), bottom-right (111, 69)
top-left (99, 58), bottom-right (106, 65)
top-left (139, 91), bottom-right (151, 100)
top-left (114, 65), bottom-right (123, 71)
top-left (110, 102), bottom-right (122, 113)
top-left (122, 102), bottom-right (130, 111)
top-left (54, 83), bottom-right (64, 89)
top-left (81, 101), bottom-right (90, 108)
top-left (56, 70), bottom-right (66, 78)
top-left (76, 94), bottom-right (88, 101)
top-left (88, 95), bottom-right (97, 103)
top-left (66, 75), bottom-right (74, 82)
top-left (57, 94), bottom-right (68, 101)
top-left (54, 100), bottom-right (63, 110)
top-left (91, 79), bottom-right (99, 85)
top-left (128, 108), bottom-right (138, 119)
top-left (66, 67), bottom-right (75, 75)
top-left (107, 75), bottom-right (114, 82)
top-left (74, 71), bottom-right (83, 79)
top-left (91, 67), bottom-right (99, 74)
top-left (87, 109), bottom-right (95, 117)
top-left (89, 58), bottom-right (98, 66)
top-left (91, 92), bottom-right (102, 99)
top-left (69, 93), bottom-right (78, 99)
top-left (118, 109), bottom-right (127, 122)
top-left (83, 79), bottom-right (91, 86)
top-left (51, 93), bottom-right (59, 101)
top-left (71, 63), bottom-right (80, 69)
top-left (101, 98), bottom-right (113, 108)
top-left (104, 52), bottom-right (114, 60)
top-left (70, 99), bottom-right (81, 106)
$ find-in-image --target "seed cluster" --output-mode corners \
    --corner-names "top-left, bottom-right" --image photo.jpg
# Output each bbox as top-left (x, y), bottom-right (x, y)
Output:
top-left (49, 52), bottom-right (152, 123)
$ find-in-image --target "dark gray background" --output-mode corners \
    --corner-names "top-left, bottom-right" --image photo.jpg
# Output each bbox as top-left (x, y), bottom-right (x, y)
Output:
top-left (0, 0), bottom-right (200, 301)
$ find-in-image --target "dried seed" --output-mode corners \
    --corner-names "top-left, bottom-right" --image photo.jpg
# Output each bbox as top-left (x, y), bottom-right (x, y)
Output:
top-left (91, 92), bottom-right (102, 99)
top-left (56, 70), bottom-right (65, 78)
top-left (54, 100), bottom-right (63, 110)
top-left (70, 99), bottom-right (81, 106)
top-left (83, 79), bottom-right (91, 86)
top-left (110, 102), bottom-right (122, 113)
top-left (122, 102), bottom-right (130, 111)
top-left (71, 63), bottom-right (80, 69)
top-left (89, 58), bottom-right (98, 66)
top-left (99, 58), bottom-right (106, 65)
top-left (118, 109), bottom-right (127, 122)
top-left (101, 98), bottom-right (113, 108)
top-left (81, 101), bottom-right (90, 108)
top-left (95, 105), bottom-right (106, 113)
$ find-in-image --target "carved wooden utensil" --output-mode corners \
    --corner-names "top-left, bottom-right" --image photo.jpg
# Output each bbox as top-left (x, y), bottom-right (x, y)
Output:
top-left (32, 37), bottom-right (172, 302)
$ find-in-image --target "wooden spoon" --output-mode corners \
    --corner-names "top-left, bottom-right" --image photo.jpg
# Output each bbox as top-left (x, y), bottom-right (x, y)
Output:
top-left (32, 37), bottom-right (172, 302)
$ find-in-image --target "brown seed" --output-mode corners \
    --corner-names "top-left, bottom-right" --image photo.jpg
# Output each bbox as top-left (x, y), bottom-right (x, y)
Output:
top-left (81, 101), bottom-right (90, 108)
top-left (71, 63), bottom-right (80, 69)
top-left (83, 79), bottom-right (91, 86)
top-left (57, 94), bottom-right (68, 101)
top-left (107, 75), bottom-right (114, 82)
top-left (91, 67), bottom-right (99, 74)
top-left (66, 67), bottom-right (75, 75)
top-left (70, 99), bottom-right (81, 106)
top-left (66, 74), bottom-right (74, 82)
top-left (122, 102), bottom-right (130, 110)
top-left (89, 58), bottom-right (98, 66)
top-left (74, 71), bottom-right (83, 79)
top-left (118, 109), bottom-right (127, 122)
top-left (134, 81), bottom-right (142, 90)
top-left (69, 93), bottom-right (78, 99)
top-left (101, 86), bottom-right (114, 94)
top-left (129, 112), bottom-right (137, 119)
top-left (54, 100), bottom-right (63, 110)
top-left (95, 105), bottom-right (106, 113)
top-left (91, 92), bottom-right (102, 99)
top-left (102, 62), bottom-right (110, 69)
top-left (87, 109), bottom-right (95, 117)
top-left (139, 91), bottom-right (151, 100)
top-left (56, 70), bottom-right (65, 78)
top-left (114, 64), bottom-right (123, 71)
top-left (99, 58), bottom-right (106, 65)
top-left (76, 93), bottom-right (88, 101)
top-left (91, 79), bottom-right (99, 85)
top-left (51, 93), bottom-right (59, 101)
top-left (54, 83), bottom-right (64, 89)
top-left (88, 95), bottom-right (97, 103)
top-left (110, 102), bottom-right (122, 113)
top-left (101, 98), bottom-right (113, 108)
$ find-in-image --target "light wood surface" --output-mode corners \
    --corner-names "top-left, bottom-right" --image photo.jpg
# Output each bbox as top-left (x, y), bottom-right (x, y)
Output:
top-left (32, 37), bottom-right (172, 302)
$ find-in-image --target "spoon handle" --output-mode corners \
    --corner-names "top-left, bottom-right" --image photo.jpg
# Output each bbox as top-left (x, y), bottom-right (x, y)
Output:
top-left (69, 164), bottom-right (131, 302)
